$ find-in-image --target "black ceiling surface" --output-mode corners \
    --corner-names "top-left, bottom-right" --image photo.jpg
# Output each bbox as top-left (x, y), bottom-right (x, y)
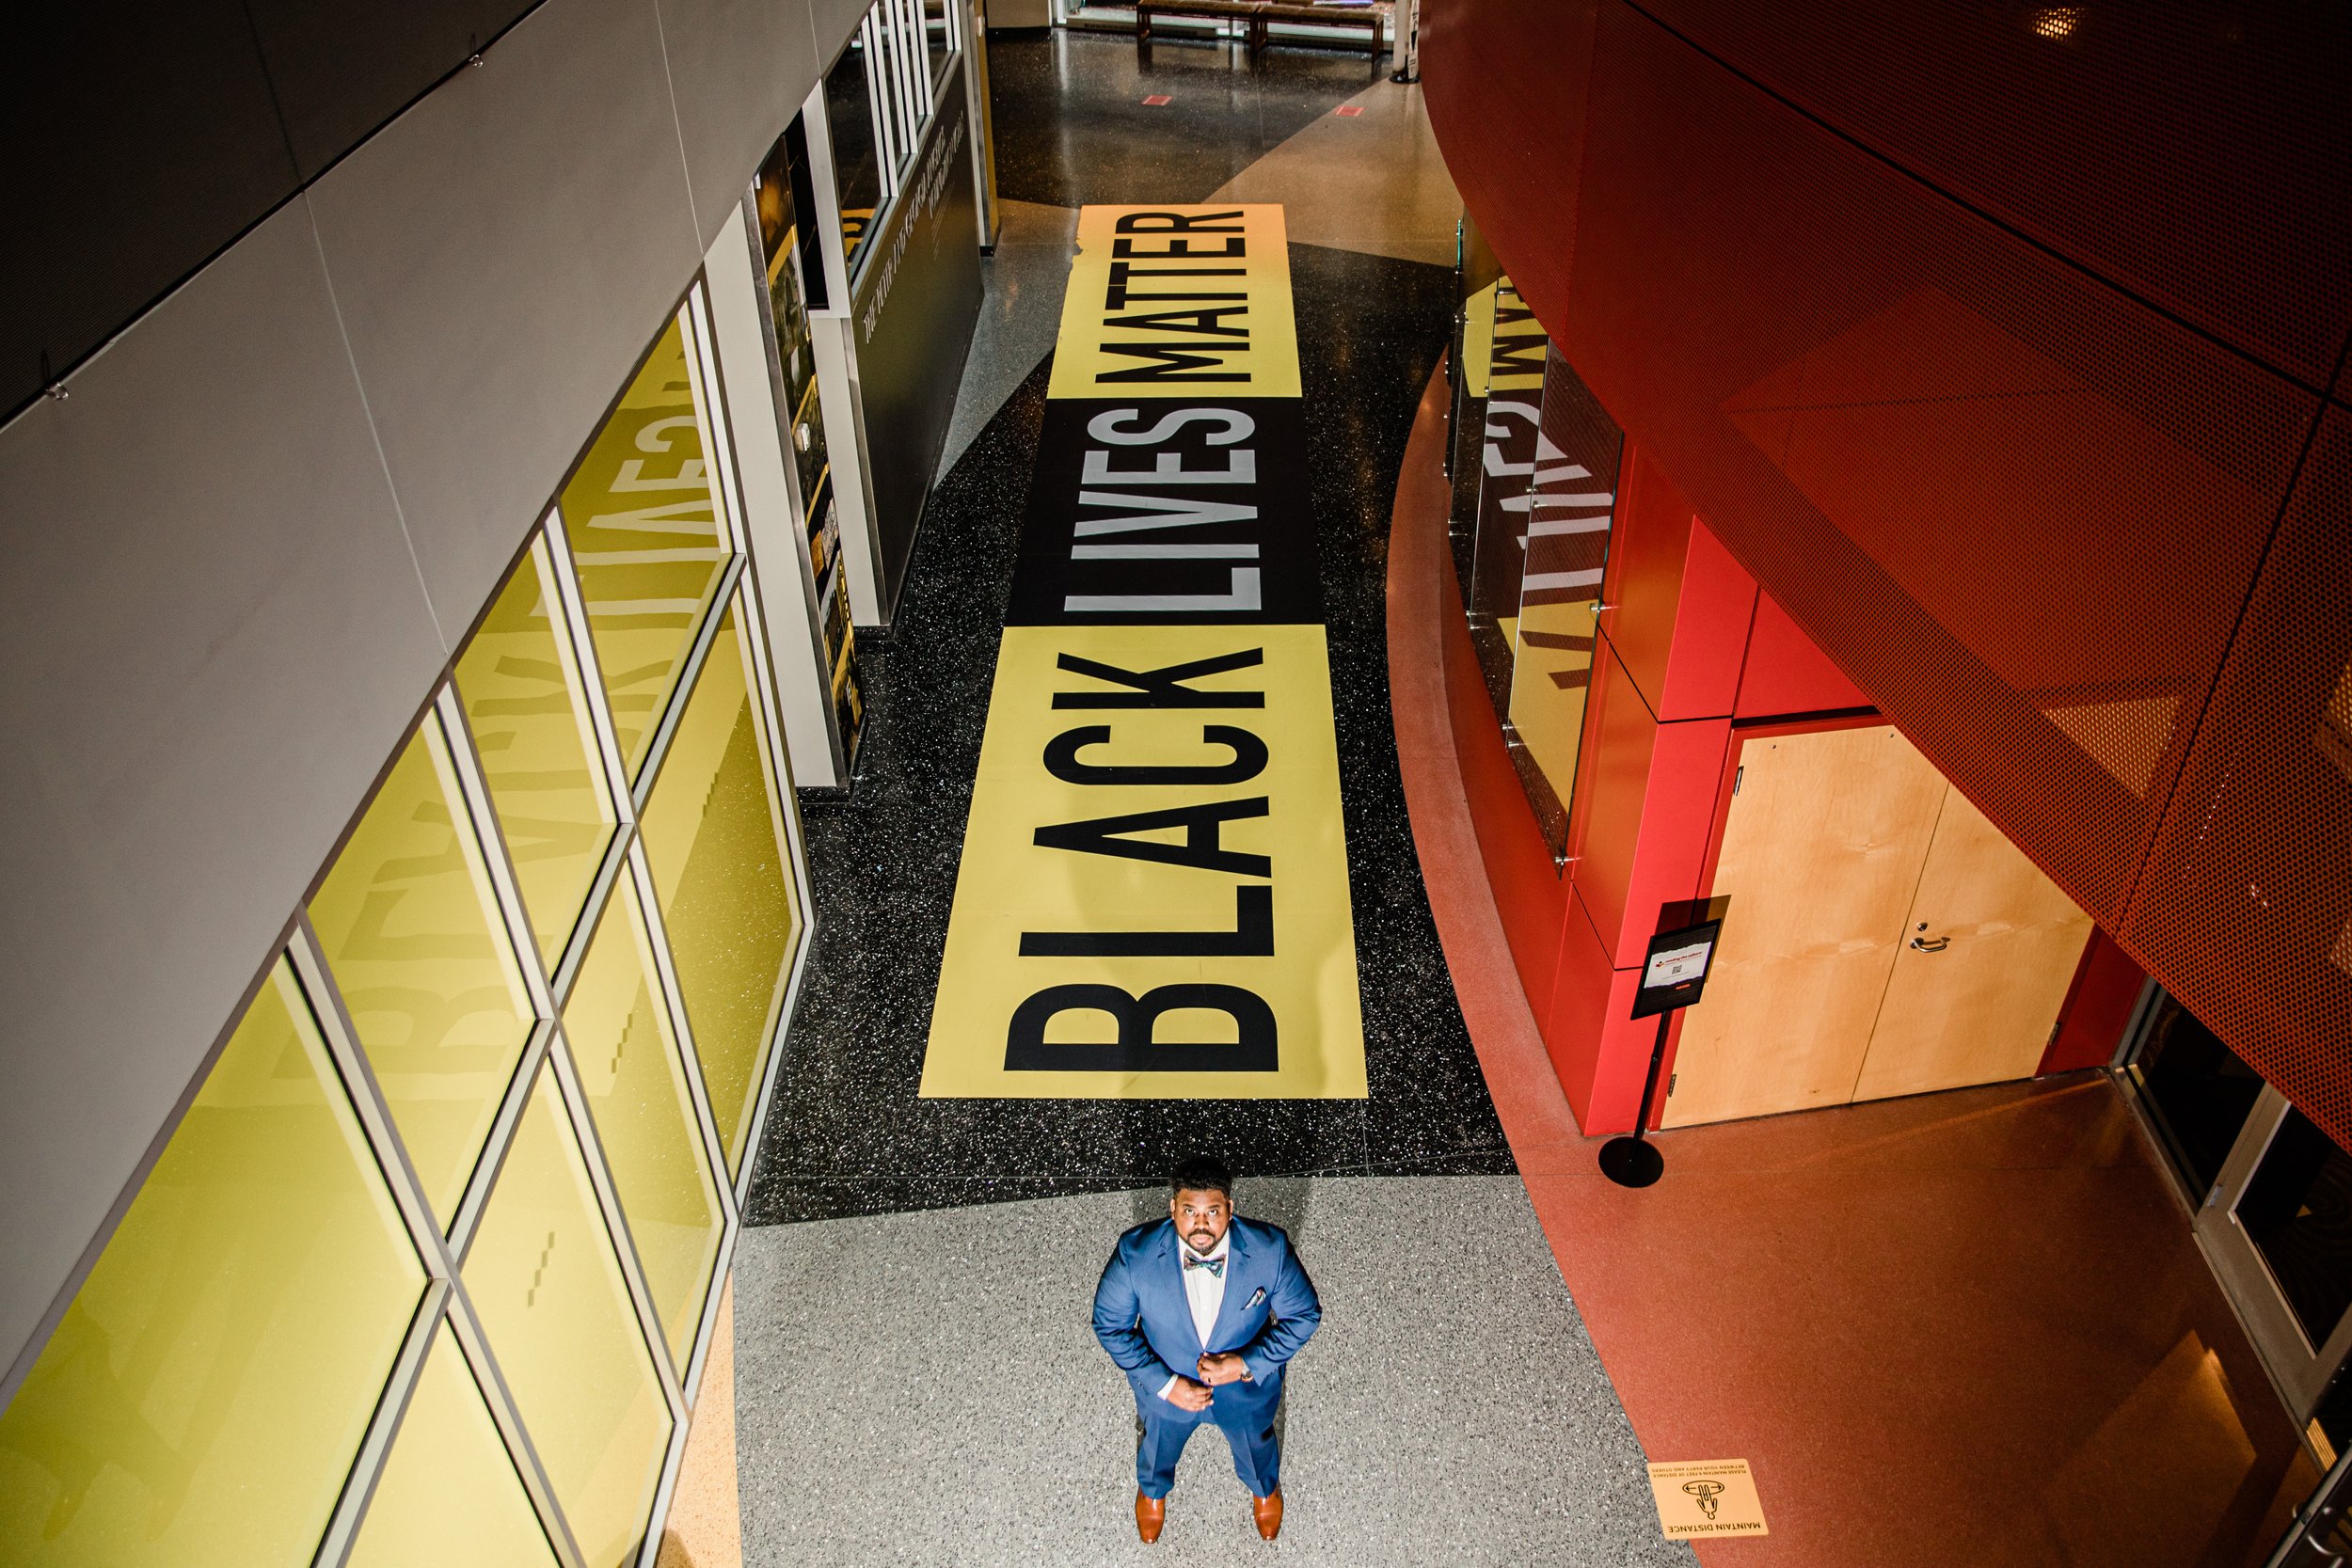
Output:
top-left (6, 0), bottom-right (539, 430)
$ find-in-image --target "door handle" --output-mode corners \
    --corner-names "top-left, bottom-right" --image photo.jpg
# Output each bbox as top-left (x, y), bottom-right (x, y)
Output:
top-left (1909, 935), bottom-right (1950, 953)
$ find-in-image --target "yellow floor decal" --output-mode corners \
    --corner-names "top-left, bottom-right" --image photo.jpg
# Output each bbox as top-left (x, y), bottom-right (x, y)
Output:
top-left (922, 204), bottom-right (1366, 1099)
top-left (1047, 205), bottom-right (1300, 400)
top-left (922, 625), bottom-right (1363, 1097)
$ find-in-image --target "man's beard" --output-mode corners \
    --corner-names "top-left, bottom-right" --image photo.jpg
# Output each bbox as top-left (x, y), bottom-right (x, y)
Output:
top-left (1187, 1227), bottom-right (1219, 1250)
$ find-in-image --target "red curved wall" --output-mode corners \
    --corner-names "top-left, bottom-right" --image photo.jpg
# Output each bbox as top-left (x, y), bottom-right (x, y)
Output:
top-left (1422, 0), bottom-right (2352, 1139)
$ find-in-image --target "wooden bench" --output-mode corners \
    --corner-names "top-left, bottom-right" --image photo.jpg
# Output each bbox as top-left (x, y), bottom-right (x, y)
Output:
top-left (1135, 0), bottom-right (1263, 52)
top-left (1254, 1), bottom-right (1384, 58)
top-left (1134, 0), bottom-right (1386, 64)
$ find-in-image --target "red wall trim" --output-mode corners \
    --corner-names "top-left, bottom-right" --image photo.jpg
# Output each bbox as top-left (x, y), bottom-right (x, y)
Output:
top-left (2042, 928), bottom-right (2148, 1074)
top-left (1735, 590), bottom-right (1872, 719)
top-left (1657, 519), bottom-right (1756, 720)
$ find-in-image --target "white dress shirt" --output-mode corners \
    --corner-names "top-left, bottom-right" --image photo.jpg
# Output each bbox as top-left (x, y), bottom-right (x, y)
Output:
top-left (1157, 1230), bottom-right (1231, 1402)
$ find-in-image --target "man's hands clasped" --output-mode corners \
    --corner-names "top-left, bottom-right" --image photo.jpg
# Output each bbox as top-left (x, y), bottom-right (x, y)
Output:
top-left (1165, 1376), bottom-right (1214, 1412)
top-left (1163, 1354), bottom-right (1248, 1412)
top-left (1197, 1352), bottom-right (1248, 1387)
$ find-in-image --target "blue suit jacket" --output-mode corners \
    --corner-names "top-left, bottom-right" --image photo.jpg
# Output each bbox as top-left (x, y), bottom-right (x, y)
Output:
top-left (1091, 1215), bottom-right (1321, 1418)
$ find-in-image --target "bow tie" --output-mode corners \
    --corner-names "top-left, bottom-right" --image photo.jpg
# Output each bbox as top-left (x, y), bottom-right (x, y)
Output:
top-left (1183, 1252), bottom-right (1226, 1278)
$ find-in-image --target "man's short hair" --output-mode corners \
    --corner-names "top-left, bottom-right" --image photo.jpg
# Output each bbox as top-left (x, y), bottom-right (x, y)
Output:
top-left (1169, 1155), bottom-right (1233, 1202)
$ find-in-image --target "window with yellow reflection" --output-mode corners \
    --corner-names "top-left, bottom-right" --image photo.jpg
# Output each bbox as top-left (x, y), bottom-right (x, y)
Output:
top-left (637, 595), bottom-right (800, 1177)
top-left (454, 537), bottom-right (622, 972)
top-left (562, 316), bottom-right (734, 780)
top-left (465, 1069), bottom-right (672, 1568)
top-left (564, 875), bottom-right (725, 1368)
top-left (0, 959), bottom-right (424, 1568)
top-left (309, 714), bottom-right (537, 1226)
top-left (1505, 595), bottom-right (1599, 829)
top-left (346, 1330), bottom-right (559, 1568)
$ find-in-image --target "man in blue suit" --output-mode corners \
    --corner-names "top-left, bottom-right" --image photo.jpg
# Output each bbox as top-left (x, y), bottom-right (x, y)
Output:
top-left (1091, 1156), bottom-right (1322, 1543)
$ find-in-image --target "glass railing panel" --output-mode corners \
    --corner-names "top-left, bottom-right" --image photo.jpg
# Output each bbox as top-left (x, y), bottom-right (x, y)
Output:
top-left (0, 958), bottom-right (424, 1567)
top-left (561, 318), bottom-right (733, 781)
top-left (463, 1069), bottom-right (671, 1568)
top-left (454, 536), bottom-right (622, 973)
top-left (345, 1329), bottom-right (560, 1568)
top-left (310, 714), bottom-right (537, 1225)
top-left (564, 876), bottom-right (725, 1367)
top-left (637, 594), bottom-right (800, 1177)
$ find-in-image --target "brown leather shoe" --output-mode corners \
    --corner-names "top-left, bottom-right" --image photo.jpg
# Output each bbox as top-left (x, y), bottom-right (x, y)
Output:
top-left (1253, 1488), bottom-right (1282, 1541)
top-left (1136, 1491), bottom-right (1165, 1544)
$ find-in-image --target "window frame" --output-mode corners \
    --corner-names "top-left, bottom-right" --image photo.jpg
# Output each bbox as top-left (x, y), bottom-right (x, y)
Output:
top-left (2, 277), bottom-right (816, 1568)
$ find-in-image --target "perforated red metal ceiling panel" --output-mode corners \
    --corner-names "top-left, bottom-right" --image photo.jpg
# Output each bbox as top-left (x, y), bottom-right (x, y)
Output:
top-left (2127, 407), bottom-right (2352, 1144)
top-left (1555, 2), bottom-right (2316, 922)
top-left (1419, 0), bottom-right (1599, 293)
top-left (1422, 0), bottom-right (2352, 1137)
top-left (1624, 0), bottom-right (2352, 390)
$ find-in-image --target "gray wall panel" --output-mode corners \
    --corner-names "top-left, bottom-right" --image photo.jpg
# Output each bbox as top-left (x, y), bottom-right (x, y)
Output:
top-left (808, 0), bottom-right (869, 69)
top-left (307, 0), bottom-right (704, 641)
top-left (245, 0), bottom-right (539, 179)
top-left (8, 7), bottom-right (297, 426)
top-left (0, 200), bottom-right (445, 1376)
top-left (660, 0), bottom-right (824, 246)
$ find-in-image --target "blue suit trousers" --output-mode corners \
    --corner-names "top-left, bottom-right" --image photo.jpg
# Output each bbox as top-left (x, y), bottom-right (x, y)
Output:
top-left (1136, 1392), bottom-right (1279, 1498)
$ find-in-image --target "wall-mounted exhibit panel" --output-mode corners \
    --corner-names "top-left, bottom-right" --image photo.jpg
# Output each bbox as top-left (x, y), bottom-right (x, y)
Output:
top-left (842, 61), bottom-right (982, 619)
top-left (805, 0), bottom-right (986, 625)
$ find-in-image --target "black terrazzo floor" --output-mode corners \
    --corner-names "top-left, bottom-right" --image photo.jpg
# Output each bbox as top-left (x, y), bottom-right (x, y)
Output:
top-left (741, 52), bottom-right (1507, 1226)
top-left (988, 30), bottom-right (1377, 208)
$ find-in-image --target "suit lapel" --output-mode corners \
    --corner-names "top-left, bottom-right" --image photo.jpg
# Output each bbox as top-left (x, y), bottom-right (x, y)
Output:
top-left (1155, 1223), bottom-right (1204, 1358)
top-left (1201, 1221), bottom-right (1253, 1353)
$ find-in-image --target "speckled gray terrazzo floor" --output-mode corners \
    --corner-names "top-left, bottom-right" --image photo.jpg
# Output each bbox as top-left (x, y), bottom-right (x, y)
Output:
top-left (732, 1180), bottom-right (1691, 1568)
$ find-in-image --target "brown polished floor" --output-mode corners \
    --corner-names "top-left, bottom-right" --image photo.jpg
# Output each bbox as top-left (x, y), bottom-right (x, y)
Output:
top-left (1388, 364), bottom-right (2319, 1568)
top-left (1528, 1078), bottom-right (2314, 1567)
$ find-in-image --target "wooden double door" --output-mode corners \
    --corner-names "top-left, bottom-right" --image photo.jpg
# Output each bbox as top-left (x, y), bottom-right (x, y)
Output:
top-left (1661, 724), bottom-right (2092, 1129)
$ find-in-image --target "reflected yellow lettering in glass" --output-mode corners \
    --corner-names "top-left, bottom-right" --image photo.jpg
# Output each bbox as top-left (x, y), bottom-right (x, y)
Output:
top-left (344, 1331), bottom-right (558, 1568)
top-left (310, 716), bottom-right (536, 1225)
top-left (564, 878), bottom-right (724, 1367)
top-left (1506, 596), bottom-right (1598, 814)
top-left (464, 1070), bottom-right (671, 1568)
top-left (454, 537), bottom-right (621, 972)
top-left (0, 959), bottom-right (423, 1567)
top-left (638, 597), bottom-right (799, 1176)
top-left (563, 317), bottom-right (732, 779)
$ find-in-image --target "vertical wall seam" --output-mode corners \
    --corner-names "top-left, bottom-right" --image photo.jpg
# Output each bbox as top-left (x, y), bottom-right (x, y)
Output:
top-left (648, 0), bottom-right (716, 253)
top-left (1, 1), bottom-right (560, 436)
top-left (300, 193), bottom-right (450, 652)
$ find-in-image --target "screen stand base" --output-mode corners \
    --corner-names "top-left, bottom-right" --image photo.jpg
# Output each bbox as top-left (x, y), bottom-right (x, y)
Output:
top-left (1598, 1135), bottom-right (1664, 1188)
